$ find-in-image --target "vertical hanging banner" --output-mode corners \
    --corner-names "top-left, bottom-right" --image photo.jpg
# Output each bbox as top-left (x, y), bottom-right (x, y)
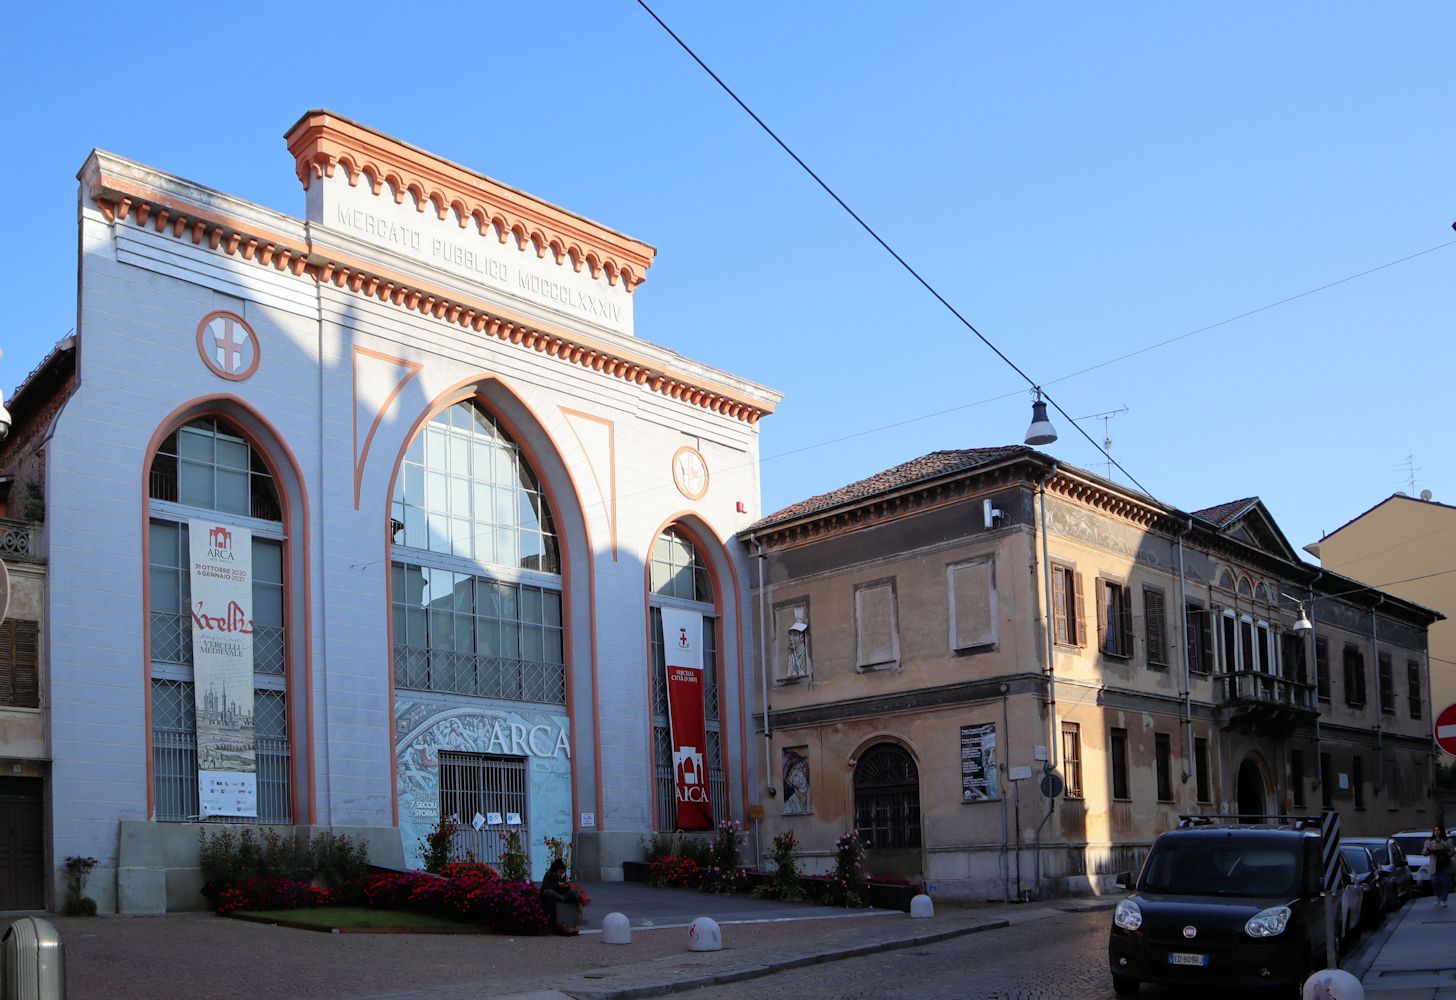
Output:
top-left (188, 520), bottom-right (257, 818)
top-left (661, 607), bottom-right (713, 830)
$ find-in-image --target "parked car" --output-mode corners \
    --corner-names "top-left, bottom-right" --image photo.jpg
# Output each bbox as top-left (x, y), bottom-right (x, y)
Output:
top-left (1108, 818), bottom-right (1331, 997)
top-left (1393, 829), bottom-right (1436, 894)
top-left (1344, 836), bottom-right (1414, 909)
top-left (1333, 851), bottom-right (1364, 953)
top-left (1340, 844), bottom-right (1386, 930)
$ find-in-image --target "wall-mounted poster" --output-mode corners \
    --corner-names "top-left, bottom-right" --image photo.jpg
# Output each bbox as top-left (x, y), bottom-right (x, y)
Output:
top-left (961, 722), bottom-right (999, 802)
top-left (661, 607), bottom-right (713, 830)
top-left (189, 520), bottom-right (257, 818)
top-left (782, 747), bottom-right (811, 815)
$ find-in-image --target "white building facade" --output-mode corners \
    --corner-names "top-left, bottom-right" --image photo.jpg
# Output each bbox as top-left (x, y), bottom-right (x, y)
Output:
top-left (45, 111), bottom-right (778, 912)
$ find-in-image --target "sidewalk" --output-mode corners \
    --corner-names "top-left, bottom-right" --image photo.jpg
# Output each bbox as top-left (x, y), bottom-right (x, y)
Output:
top-left (1353, 895), bottom-right (1456, 999)
top-left (50, 886), bottom-right (1102, 1000)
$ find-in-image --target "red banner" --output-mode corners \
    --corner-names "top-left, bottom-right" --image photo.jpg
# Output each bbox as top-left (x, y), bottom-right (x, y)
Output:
top-left (662, 608), bottom-right (713, 830)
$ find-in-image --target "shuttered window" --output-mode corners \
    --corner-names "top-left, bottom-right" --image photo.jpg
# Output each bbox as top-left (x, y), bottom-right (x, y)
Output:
top-left (0, 620), bottom-right (39, 709)
top-left (1408, 661), bottom-right (1423, 720)
top-left (1096, 579), bottom-right (1133, 659)
top-left (1315, 637), bottom-right (1331, 701)
top-left (1143, 588), bottom-right (1168, 668)
top-left (1186, 602), bottom-right (1212, 674)
top-left (1343, 644), bottom-right (1366, 707)
top-left (1378, 653), bottom-right (1394, 715)
top-left (1051, 565), bottom-right (1084, 647)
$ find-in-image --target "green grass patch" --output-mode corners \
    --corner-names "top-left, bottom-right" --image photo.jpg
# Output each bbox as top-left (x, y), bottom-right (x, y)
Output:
top-left (235, 907), bottom-right (477, 931)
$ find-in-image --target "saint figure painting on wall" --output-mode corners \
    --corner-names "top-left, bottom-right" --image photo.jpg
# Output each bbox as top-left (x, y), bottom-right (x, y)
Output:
top-left (782, 747), bottom-right (811, 815)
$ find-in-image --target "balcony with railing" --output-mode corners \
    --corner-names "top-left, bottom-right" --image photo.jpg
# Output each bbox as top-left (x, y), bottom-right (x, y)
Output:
top-left (0, 519), bottom-right (42, 564)
top-left (1212, 668), bottom-right (1319, 734)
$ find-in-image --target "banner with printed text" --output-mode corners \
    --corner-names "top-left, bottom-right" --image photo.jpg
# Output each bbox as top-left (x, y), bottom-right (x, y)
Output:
top-left (189, 520), bottom-right (257, 818)
top-left (661, 607), bottom-right (713, 830)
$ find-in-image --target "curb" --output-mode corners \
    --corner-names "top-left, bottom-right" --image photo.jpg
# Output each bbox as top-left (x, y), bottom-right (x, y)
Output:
top-left (558, 917), bottom-right (1011, 1000)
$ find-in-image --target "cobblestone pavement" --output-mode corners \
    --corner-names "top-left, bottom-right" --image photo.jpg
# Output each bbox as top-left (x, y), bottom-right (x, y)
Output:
top-left (666, 909), bottom-right (1227, 1000)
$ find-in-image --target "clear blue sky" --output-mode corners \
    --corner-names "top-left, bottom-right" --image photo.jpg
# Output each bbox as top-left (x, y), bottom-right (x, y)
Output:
top-left (3, 3), bottom-right (1452, 559)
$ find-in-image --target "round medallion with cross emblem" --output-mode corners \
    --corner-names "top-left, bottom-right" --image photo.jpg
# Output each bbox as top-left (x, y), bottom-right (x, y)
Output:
top-left (196, 311), bottom-right (260, 382)
top-left (672, 446), bottom-right (709, 501)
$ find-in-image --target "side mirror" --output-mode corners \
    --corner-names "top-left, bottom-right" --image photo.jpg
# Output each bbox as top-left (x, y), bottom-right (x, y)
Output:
top-left (1115, 872), bottom-right (1133, 890)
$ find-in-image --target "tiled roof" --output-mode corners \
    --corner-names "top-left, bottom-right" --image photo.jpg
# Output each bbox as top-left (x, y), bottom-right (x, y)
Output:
top-left (749, 446), bottom-right (1032, 532)
top-left (1191, 497), bottom-right (1259, 528)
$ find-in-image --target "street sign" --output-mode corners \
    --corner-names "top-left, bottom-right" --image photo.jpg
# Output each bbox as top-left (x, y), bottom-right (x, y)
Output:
top-left (1436, 703), bottom-right (1456, 758)
top-left (1040, 771), bottom-right (1064, 799)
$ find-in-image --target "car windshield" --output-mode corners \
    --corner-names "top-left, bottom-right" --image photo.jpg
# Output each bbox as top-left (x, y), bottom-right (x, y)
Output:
top-left (1142, 841), bottom-right (1300, 897)
top-left (1393, 835), bottom-right (1429, 858)
top-left (1341, 848), bottom-right (1371, 874)
top-left (1367, 844), bottom-right (1391, 865)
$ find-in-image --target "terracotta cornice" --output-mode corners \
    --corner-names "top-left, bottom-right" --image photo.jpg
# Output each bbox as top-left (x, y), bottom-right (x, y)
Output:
top-left (82, 154), bottom-right (777, 425)
top-left (284, 110), bottom-right (655, 291)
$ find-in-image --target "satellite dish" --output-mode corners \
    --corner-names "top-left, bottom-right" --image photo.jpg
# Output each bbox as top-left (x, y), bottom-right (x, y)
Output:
top-left (1421, 489), bottom-right (1434, 502)
top-left (1395, 491), bottom-right (1408, 497)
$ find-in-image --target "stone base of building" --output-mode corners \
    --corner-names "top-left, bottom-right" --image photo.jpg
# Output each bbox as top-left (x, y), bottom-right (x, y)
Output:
top-left (111, 821), bottom-right (405, 915)
top-left (574, 831), bottom-right (652, 882)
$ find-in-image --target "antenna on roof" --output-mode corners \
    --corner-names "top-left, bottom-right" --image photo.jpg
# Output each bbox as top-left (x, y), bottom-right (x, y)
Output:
top-left (1395, 455), bottom-right (1422, 496)
top-left (1075, 405), bottom-right (1129, 480)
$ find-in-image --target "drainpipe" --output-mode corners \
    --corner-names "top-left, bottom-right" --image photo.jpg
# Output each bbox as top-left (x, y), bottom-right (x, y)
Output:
top-left (1032, 465), bottom-right (1058, 897)
top-left (752, 535), bottom-right (773, 871)
top-left (1307, 575), bottom-right (1323, 796)
top-left (1372, 596), bottom-right (1384, 789)
top-left (1001, 683), bottom-right (1011, 903)
top-left (1176, 522), bottom-right (1193, 780)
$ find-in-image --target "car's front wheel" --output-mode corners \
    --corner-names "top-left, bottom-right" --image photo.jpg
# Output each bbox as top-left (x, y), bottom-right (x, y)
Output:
top-left (1111, 973), bottom-right (1140, 996)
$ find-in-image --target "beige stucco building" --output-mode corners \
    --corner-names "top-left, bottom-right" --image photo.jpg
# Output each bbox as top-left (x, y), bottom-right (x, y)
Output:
top-left (740, 448), bottom-right (1442, 901)
top-left (1309, 494), bottom-right (1456, 723)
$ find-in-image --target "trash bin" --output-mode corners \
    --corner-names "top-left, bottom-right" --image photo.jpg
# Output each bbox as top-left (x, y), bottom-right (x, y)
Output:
top-left (2, 916), bottom-right (64, 999)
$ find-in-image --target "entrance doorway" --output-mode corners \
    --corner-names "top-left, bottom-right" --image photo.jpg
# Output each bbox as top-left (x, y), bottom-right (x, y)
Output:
top-left (0, 778), bottom-right (44, 910)
top-left (1236, 758), bottom-right (1267, 821)
top-left (853, 744), bottom-right (921, 878)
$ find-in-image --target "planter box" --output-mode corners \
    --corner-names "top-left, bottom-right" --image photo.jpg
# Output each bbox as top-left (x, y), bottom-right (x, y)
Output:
top-left (865, 881), bottom-right (918, 913)
top-left (622, 861), bottom-right (650, 883)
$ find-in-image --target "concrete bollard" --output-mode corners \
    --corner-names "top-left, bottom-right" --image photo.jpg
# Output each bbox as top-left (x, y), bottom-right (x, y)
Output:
top-left (687, 916), bottom-right (722, 952)
top-left (909, 894), bottom-right (934, 919)
top-left (1303, 968), bottom-right (1363, 1000)
top-left (601, 912), bottom-right (631, 945)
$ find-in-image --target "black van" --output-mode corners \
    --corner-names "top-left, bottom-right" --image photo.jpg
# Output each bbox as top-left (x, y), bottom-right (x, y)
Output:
top-left (1108, 818), bottom-right (1332, 997)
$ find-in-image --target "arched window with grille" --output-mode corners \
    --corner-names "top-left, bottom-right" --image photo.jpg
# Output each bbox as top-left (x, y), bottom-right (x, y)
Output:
top-left (147, 416), bottom-right (292, 823)
top-left (649, 527), bottom-right (725, 829)
top-left (389, 400), bottom-right (565, 864)
top-left (853, 743), bottom-right (921, 850)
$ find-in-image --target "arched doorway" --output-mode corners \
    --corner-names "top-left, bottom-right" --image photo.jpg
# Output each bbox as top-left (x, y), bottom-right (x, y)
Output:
top-left (853, 743), bottom-right (921, 877)
top-left (1237, 758), bottom-right (1267, 821)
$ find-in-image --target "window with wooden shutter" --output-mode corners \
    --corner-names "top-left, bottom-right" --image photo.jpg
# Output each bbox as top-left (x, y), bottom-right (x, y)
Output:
top-left (1052, 565), bottom-right (1071, 645)
top-left (1097, 579), bottom-right (1131, 658)
top-left (0, 620), bottom-right (39, 709)
top-left (1073, 571), bottom-right (1086, 647)
top-left (1186, 601), bottom-right (1212, 674)
top-left (1408, 660), bottom-right (1423, 720)
top-left (854, 580), bottom-right (899, 671)
top-left (1378, 653), bottom-right (1393, 715)
top-left (1315, 636), bottom-right (1330, 701)
top-left (948, 556), bottom-right (997, 652)
top-left (1143, 587), bottom-right (1168, 668)
top-left (1343, 644), bottom-right (1366, 707)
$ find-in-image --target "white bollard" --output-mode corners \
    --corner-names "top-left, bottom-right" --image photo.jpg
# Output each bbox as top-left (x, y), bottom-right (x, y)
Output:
top-left (910, 894), bottom-right (935, 919)
top-left (687, 916), bottom-right (723, 952)
top-left (601, 912), bottom-right (631, 945)
top-left (1303, 968), bottom-right (1364, 1000)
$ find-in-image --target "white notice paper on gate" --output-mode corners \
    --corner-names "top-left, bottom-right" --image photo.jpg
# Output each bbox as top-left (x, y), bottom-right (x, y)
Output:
top-left (189, 520), bottom-right (258, 818)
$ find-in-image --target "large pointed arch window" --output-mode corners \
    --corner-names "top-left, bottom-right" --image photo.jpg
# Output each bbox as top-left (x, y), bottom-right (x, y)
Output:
top-left (148, 417), bottom-right (291, 823)
top-left (649, 527), bottom-right (725, 829)
top-left (391, 401), bottom-right (565, 704)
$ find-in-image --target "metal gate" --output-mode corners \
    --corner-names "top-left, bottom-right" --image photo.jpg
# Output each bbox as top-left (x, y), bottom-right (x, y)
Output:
top-left (438, 752), bottom-right (529, 866)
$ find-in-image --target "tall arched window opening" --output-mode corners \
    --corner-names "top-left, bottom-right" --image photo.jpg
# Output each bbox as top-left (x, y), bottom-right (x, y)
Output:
top-left (148, 417), bottom-right (291, 823)
top-left (649, 527), bottom-right (725, 829)
top-left (389, 401), bottom-right (564, 862)
top-left (854, 743), bottom-right (921, 850)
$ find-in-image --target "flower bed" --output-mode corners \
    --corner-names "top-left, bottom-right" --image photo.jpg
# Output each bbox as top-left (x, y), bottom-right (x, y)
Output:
top-left (217, 868), bottom-right (552, 935)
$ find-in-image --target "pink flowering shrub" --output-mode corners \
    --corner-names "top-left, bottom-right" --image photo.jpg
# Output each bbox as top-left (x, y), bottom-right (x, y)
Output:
top-left (214, 877), bottom-right (333, 915)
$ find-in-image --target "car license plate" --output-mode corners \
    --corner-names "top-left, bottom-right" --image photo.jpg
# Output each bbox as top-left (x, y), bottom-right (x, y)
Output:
top-left (1167, 952), bottom-right (1209, 967)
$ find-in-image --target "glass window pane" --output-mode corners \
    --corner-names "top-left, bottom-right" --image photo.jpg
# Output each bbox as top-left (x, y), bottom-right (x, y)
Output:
top-left (253, 540), bottom-right (283, 583)
top-left (252, 583), bottom-right (283, 628)
top-left (545, 626), bottom-right (563, 664)
top-left (406, 607), bottom-right (426, 645)
top-left (451, 573), bottom-right (473, 614)
top-left (428, 513), bottom-right (451, 553)
top-left (426, 471), bottom-right (448, 513)
top-left (497, 583), bottom-right (517, 620)
top-left (216, 469), bottom-right (249, 515)
top-left (177, 425), bottom-right (213, 461)
top-left (539, 539), bottom-right (559, 575)
top-left (651, 560), bottom-right (670, 595)
top-left (499, 623), bottom-right (519, 659)
top-left (451, 518), bottom-right (473, 559)
top-left (543, 592), bottom-right (561, 627)
top-left (493, 448), bottom-right (514, 485)
top-left (471, 405), bottom-right (493, 435)
top-left (450, 476), bottom-right (471, 517)
top-left (521, 587), bottom-right (543, 624)
top-left (178, 460), bottom-right (214, 509)
top-left (405, 464), bottom-right (424, 505)
top-left (519, 492), bottom-right (541, 534)
top-left (496, 527), bottom-right (517, 567)
top-left (451, 402), bottom-right (472, 431)
top-left (392, 605), bottom-right (406, 642)
top-left (404, 507), bottom-right (426, 548)
top-left (425, 426), bottom-right (447, 469)
top-left (217, 438), bottom-right (249, 471)
top-left (449, 434), bottom-right (470, 475)
top-left (150, 567), bottom-right (180, 615)
top-left (454, 614), bottom-right (473, 652)
top-left (150, 522), bottom-right (180, 566)
top-left (472, 442), bottom-right (492, 481)
top-left (522, 625), bottom-right (544, 661)
top-left (494, 488), bottom-right (515, 527)
top-left (391, 563), bottom-right (405, 599)
top-left (406, 433), bottom-right (424, 467)
top-left (429, 609), bottom-right (454, 651)
top-left (519, 529), bottom-right (542, 570)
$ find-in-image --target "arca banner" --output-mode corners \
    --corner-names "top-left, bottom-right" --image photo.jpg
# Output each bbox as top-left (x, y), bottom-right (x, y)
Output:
top-left (661, 607), bottom-right (713, 831)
